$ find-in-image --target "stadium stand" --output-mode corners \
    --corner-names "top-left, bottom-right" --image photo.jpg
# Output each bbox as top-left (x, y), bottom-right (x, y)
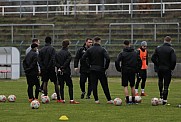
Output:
top-left (0, 0), bottom-right (181, 76)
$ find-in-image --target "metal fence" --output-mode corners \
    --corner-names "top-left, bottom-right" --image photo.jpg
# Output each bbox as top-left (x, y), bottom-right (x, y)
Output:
top-left (109, 22), bottom-right (180, 44)
top-left (0, 24), bottom-right (55, 44)
top-left (0, 2), bottom-right (181, 18)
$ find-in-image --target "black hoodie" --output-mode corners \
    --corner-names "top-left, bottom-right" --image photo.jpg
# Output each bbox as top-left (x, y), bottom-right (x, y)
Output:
top-left (115, 47), bottom-right (141, 73)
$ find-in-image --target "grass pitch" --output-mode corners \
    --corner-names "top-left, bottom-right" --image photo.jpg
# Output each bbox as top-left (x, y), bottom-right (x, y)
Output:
top-left (0, 77), bottom-right (181, 122)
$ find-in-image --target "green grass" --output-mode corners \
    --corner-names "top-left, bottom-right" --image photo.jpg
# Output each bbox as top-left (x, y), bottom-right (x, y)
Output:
top-left (0, 77), bottom-right (181, 122)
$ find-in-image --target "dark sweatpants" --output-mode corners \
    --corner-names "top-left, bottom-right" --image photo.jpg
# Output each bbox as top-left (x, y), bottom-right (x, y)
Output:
top-left (80, 72), bottom-right (92, 96)
top-left (90, 70), bottom-right (112, 101)
top-left (135, 69), bottom-right (147, 89)
top-left (57, 73), bottom-right (73, 100)
top-left (26, 75), bottom-right (40, 99)
top-left (157, 69), bottom-right (172, 100)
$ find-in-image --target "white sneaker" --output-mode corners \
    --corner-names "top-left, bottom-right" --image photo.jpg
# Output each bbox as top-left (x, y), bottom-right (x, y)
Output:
top-left (107, 100), bottom-right (114, 104)
top-left (95, 100), bottom-right (100, 104)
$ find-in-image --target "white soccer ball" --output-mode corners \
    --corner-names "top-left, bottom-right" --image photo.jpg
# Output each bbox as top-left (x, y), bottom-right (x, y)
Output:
top-left (51, 93), bottom-right (57, 100)
top-left (41, 96), bottom-right (50, 104)
top-left (151, 97), bottom-right (159, 106)
top-left (158, 98), bottom-right (163, 105)
top-left (0, 95), bottom-right (6, 102)
top-left (30, 100), bottom-right (40, 109)
top-left (8, 95), bottom-right (16, 102)
top-left (113, 98), bottom-right (122, 106)
top-left (135, 96), bottom-right (142, 103)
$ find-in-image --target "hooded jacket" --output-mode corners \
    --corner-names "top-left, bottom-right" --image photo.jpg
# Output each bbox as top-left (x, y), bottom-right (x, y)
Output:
top-left (115, 47), bottom-right (141, 73)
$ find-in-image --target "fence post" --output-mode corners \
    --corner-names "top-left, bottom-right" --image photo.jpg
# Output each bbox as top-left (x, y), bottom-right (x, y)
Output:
top-left (96, 5), bottom-right (98, 14)
top-left (11, 25), bottom-right (14, 44)
top-left (20, 1), bottom-right (22, 18)
top-left (154, 24), bottom-right (157, 41)
top-left (33, 6), bottom-right (35, 16)
top-left (2, 7), bottom-right (4, 16)
top-left (47, 0), bottom-right (49, 18)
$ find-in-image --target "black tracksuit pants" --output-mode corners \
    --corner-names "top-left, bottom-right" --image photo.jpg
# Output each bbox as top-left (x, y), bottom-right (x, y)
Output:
top-left (90, 70), bottom-right (112, 101)
top-left (135, 69), bottom-right (147, 89)
top-left (26, 75), bottom-right (40, 99)
top-left (80, 72), bottom-right (92, 96)
top-left (57, 73), bottom-right (73, 100)
top-left (157, 69), bottom-right (172, 100)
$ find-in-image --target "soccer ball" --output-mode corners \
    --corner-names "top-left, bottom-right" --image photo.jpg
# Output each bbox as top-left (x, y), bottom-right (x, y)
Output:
top-left (135, 96), bottom-right (142, 103)
top-left (8, 95), bottom-right (16, 102)
top-left (0, 95), bottom-right (6, 102)
top-left (151, 97), bottom-right (159, 106)
top-left (30, 100), bottom-right (40, 109)
top-left (158, 98), bottom-right (163, 105)
top-left (41, 96), bottom-right (50, 104)
top-left (51, 93), bottom-right (57, 100)
top-left (113, 98), bottom-right (122, 106)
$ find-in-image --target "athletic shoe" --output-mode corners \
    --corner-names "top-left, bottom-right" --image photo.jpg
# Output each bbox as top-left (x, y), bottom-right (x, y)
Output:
top-left (57, 99), bottom-right (65, 103)
top-left (132, 102), bottom-right (138, 105)
top-left (86, 95), bottom-right (90, 99)
top-left (107, 100), bottom-right (114, 104)
top-left (163, 103), bottom-right (171, 106)
top-left (135, 93), bottom-right (139, 96)
top-left (95, 100), bottom-right (100, 104)
top-left (81, 92), bottom-right (86, 99)
top-left (28, 98), bottom-right (33, 103)
top-left (140, 93), bottom-right (147, 96)
top-left (34, 98), bottom-right (40, 102)
top-left (70, 100), bottom-right (80, 104)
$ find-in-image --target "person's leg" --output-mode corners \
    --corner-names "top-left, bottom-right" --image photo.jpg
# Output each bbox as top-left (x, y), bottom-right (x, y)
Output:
top-left (141, 70), bottom-right (147, 96)
top-left (35, 76), bottom-right (40, 99)
top-left (42, 73), bottom-right (49, 96)
top-left (50, 71), bottom-right (60, 100)
top-left (158, 70), bottom-right (164, 99)
top-left (64, 74), bottom-right (73, 100)
top-left (122, 72), bottom-right (129, 103)
top-left (129, 71), bottom-right (136, 103)
top-left (80, 73), bottom-right (87, 99)
top-left (162, 70), bottom-right (172, 105)
top-left (26, 75), bottom-right (34, 101)
top-left (90, 71), bottom-right (99, 102)
top-left (57, 74), bottom-right (65, 100)
top-left (87, 73), bottom-right (92, 98)
top-left (135, 72), bottom-right (141, 95)
top-left (99, 72), bottom-right (112, 101)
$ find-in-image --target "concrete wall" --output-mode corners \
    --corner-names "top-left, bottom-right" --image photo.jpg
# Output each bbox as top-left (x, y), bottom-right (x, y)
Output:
top-left (71, 62), bottom-right (181, 77)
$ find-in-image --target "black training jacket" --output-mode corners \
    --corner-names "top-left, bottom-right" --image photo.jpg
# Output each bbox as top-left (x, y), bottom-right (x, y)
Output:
top-left (115, 47), bottom-right (141, 73)
top-left (55, 47), bottom-right (72, 75)
top-left (74, 45), bottom-right (90, 73)
top-left (38, 43), bottom-right (56, 71)
top-left (82, 43), bottom-right (110, 72)
top-left (23, 49), bottom-right (38, 76)
top-left (151, 43), bottom-right (176, 70)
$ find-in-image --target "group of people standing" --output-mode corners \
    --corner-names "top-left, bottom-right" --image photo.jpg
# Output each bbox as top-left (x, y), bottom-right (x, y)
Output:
top-left (23, 35), bottom-right (176, 105)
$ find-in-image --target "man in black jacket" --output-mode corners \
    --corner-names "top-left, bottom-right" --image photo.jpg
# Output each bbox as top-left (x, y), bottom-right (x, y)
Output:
top-left (151, 36), bottom-right (176, 105)
top-left (23, 43), bottom-right (40, 102)
top-left (115, 40), bottom-right (141, 104)
top-left (82, 37), bottom-right (113, 104)
top-left (74, 38), bottom-right (93, 99)
top-left (55, 39), bottom-right (79, 104)
top-left (38, 36), bottom-right (61, 102)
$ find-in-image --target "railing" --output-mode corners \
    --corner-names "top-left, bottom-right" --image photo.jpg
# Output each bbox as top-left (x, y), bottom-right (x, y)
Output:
top-left (0, 24), bottom-right (55, 43)
top-left (109, 22), bottom-right (180, 43)
top-left (0, 2), bottom-right (181, 18)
